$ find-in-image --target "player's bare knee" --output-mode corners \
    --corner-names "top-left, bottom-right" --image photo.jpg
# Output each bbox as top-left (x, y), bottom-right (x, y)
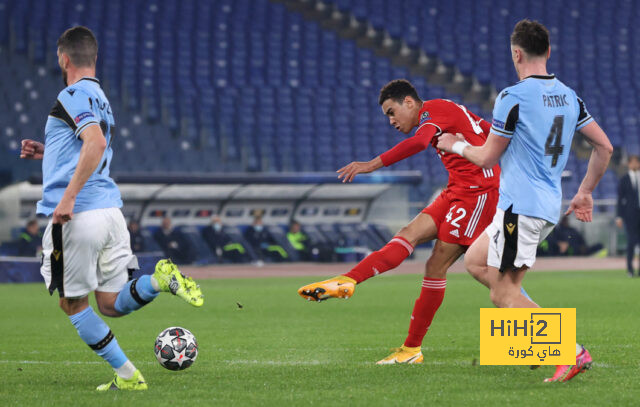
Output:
top-left (463, 254), bottom-right (474, 272)
top-left (489, 288), bottom-right (508, 308)
top-left (396, 227), bottom-right (419, 247)
top-left (58, 298), bottom-right (68, 313)
top-left (59, 297), bottom-right (88, 316)
top-left (464, 256), bottom-right (484, 278)
top-left (489, 289), bottom-right (503, 307)
top-left (491, 286), bottom-right (520, 308)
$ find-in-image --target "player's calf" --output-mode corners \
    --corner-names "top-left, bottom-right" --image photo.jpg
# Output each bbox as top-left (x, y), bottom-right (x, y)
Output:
top-left (113, 274), bottom-right (160, 315)
top-left (403, 277), bottom-right (447, 347)
top-left (94, 292), bottom-right (124, 317)
top-left (342, 236), bottom-right (414, 283)
top-left (68, 306), bottom-right (142, 389)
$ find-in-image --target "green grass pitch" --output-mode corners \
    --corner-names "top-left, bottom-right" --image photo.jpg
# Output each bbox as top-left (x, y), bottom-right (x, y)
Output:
top-left (1, 269), bottom-right (638, 406)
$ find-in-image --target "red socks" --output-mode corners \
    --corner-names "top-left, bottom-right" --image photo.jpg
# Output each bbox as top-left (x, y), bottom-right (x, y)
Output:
top-left (342, 236), bottom-right (414, 283)
top-left (404, 278), bottom-right (446, 348)
top-left (342, 238), bottom-right (445, 348)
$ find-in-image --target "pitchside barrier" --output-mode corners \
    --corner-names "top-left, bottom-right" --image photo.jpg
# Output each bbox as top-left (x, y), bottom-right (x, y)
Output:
top-left (0, 172), bottom-right (625, 282)
top-left (0, 172), bottom-right (422, 282)
top-left (0, 253), bottom-right (163, 284)
top-left (0, 171), bottom-right (421, 237)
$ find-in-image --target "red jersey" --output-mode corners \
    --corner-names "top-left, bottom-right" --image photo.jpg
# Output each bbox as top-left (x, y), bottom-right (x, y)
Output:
top-left (380, 99), bottom-right (500, 192)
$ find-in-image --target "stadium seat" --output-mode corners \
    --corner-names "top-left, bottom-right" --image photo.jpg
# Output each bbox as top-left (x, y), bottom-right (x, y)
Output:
top-left (0, 0), bottom-right (627, 259)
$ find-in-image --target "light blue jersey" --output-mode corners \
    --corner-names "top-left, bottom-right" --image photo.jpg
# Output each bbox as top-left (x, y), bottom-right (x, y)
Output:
top-left (490, 75), bottom-right (593, 224)
top-left (37, 77), bottom-right (122, 216)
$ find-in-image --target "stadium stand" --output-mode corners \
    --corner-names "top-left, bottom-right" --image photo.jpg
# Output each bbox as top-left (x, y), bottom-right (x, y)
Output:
top-left (321, 0), bottom-right (639, 152)
top-left (0, 0), bottom-right (624, 206)
top-left (0, 0), bottom-right (627, 264)
top-left (0, 0), bottom-right (452, 201)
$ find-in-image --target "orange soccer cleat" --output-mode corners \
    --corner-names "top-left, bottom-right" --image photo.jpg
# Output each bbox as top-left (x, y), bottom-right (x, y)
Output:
top-left (376, 346), bottom-right (424, 365)
top-left (297, 276), bottom-right (356, 302)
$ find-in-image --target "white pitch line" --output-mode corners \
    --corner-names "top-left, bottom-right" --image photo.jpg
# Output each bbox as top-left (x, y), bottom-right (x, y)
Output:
top-left (1, 359), bottom-right (470, 367)
top-left (222, 359), bottom-right (328, 366)
top-left (0, 360), bottom-right (156, 365)
top-left (0, 359), bottom-right (620, 369)
top-left (220, 359), bottom-right (473, 367)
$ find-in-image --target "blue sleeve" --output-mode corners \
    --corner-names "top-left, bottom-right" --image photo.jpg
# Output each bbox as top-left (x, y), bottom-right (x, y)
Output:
top-left (57, 88), bottom-right (100, 139)
top-left (490, 89), bottom-right (520, 139)
top-left (575, 96), bottom-right (594, 131)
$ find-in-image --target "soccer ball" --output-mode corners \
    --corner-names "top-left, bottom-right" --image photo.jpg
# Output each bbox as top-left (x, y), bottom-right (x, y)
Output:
top-left (154, 326), bottom-right (198, 370)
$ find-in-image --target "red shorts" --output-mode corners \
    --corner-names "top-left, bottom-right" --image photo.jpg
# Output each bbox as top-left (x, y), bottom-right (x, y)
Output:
top-left (422, 188), bottom-right (499, 246)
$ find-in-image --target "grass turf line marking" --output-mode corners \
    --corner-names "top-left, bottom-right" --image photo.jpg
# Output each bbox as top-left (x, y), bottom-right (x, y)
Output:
top-left (0, 359), bottom-right (620, 369)
top-left (1, 359), bottom-right (471, 367)
top-left (0, 360), bottom-right (157, 365)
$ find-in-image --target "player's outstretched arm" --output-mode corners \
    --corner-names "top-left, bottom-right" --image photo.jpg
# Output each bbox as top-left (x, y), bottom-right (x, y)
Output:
top-left (565, 121), bottom-right (613, 222)
top-left (52, 125), bottom-right (107, 224)
top-left (20, 139), bottom-right (44, 160)
top-left (338, 125), bottom-right (439, 182)
top-left (437, 132), bottom-right (509, 169)
top-left (337, 156), bottom-right (383, 183)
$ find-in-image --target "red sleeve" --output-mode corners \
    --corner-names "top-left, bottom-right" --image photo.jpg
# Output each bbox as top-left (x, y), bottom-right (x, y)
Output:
top-left (379, 124), bottom-right (437, 166)
top-left (479, 118), bottom-right (491, 135)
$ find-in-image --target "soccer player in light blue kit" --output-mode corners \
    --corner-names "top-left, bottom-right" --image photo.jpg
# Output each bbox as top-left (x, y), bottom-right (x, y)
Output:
top-left (20, 26), bottom-right (203, 391)
top-left (437, 20), bottom-right (612, 382)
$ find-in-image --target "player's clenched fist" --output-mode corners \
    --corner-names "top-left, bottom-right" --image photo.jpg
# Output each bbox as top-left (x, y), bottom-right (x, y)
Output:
top-left (20, 139), bottom-right (45, 160)
top-left (52, 195), bottom-right (75, 225)
top-left (436, 132), bottom-right (465, 153)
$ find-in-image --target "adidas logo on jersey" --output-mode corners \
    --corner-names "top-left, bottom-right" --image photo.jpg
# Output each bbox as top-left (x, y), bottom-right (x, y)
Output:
top-left (449, 229), bottom-right (460, 237)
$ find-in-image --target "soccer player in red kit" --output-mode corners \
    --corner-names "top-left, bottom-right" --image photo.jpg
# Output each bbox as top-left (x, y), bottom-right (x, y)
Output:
top-left (298, 79), bottom-right (501, 364)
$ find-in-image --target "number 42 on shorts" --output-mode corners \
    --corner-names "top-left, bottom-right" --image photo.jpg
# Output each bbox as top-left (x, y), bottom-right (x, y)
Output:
top-left (446, 205), bottom-right (467, 228)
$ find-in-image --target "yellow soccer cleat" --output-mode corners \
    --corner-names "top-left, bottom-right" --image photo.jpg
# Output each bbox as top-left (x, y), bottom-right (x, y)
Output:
top-left (297, 276), bottom-right (356, 302)
top-left (376, 346), bottom-right (424, 365)
top-left (153, 259), bottom-right (204, 307)
top-left (96, 369), bottom-right (148, 391)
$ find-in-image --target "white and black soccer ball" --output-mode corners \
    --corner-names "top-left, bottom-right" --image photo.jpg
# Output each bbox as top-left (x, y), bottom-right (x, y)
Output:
top-left (154, 327), bottom-right (198, 370)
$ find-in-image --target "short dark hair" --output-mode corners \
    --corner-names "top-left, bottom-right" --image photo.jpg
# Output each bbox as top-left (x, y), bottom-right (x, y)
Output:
top-left (378, 79), bottom-right (421, 105)
top-left (26, 219), bottom-right (38, 228)
top-left (629, 155), bottom-right (640, 163)
top-left (510, 19), bottom-right (549, 57)
top-left (57, 26), bottom-right (98, 67)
